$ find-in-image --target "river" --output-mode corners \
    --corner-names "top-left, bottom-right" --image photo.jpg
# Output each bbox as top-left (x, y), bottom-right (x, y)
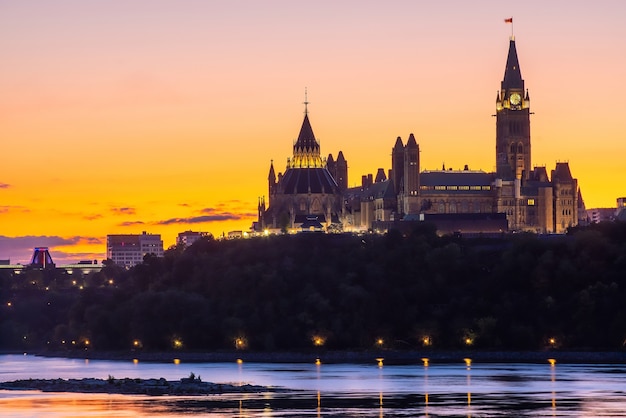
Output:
top-left (1, 354), bottom-right (625, 416)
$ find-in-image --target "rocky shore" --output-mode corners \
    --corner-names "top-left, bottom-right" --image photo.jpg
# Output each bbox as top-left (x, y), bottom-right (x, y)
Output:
top-left (0, 377), bottom-right (273, 396)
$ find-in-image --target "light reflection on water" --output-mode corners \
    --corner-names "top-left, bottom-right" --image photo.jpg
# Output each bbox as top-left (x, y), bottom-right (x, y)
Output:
top-left (1, 355), bottom-right (626, 417)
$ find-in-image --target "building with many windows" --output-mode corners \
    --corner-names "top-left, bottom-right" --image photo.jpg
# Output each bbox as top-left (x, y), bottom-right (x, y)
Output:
top-left (106, 232), bottom-right (164, 267)
top-left (367, 36), bottom-right (580, 234)
top-left (176, 230), bottom-right (211, 247)
top-left (258, 36), bottom-right (581, 235)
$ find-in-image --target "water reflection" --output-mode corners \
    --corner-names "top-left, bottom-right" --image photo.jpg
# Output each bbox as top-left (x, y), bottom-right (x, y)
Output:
top-left (2, 355), bottom-right (626, 417)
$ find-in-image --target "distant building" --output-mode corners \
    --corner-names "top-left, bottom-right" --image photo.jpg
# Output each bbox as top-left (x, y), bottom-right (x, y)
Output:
top-left (257, 36), bottom-right (582, 236)
top-left (587, 208), bottom-right (616, 224)
top-left (176, 230), bottom-right (211, 247)
top-left (587, 197), bottom-right (626, 223)
top-left (227, 231), bottom-right (243, 239)
top-left (617, 197), bottom-right (626, 222)
top-left (106, 232), bottom-right (164, 267)
top-left (258, 99), bottom-right (344, 232)
top-left (30, 247), bottom-right (55, 269)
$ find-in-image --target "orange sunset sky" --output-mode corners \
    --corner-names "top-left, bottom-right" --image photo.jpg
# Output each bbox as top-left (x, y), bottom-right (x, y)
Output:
top-left (1, 1), bottom-right (625, 264)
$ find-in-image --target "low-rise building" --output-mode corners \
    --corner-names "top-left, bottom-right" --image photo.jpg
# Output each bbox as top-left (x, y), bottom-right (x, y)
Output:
top-left (106, 232), bottom-right (164, 267)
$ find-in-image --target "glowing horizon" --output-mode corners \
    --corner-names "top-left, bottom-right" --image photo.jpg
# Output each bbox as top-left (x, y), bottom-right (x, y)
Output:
top-left (1, 1), bottom-right (625, 263)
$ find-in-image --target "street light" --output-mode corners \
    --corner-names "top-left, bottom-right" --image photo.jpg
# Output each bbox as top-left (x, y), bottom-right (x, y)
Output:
top-left (312, 335), bottom-right (325, 347)
top-left (235, 337), bottom-right (247, 350)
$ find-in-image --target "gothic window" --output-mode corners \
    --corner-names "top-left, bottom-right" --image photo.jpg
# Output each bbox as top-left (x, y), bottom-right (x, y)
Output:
top-left (510, 144), bottom-right (516, 153)
top-left (518, 144), bottom-right (523, 153)
top-left (299, 200), bottom-right (306, 211)
top-left (450, 202), bottom-right (457, 213)
top-left (438, 201), bottom-right (445, 213)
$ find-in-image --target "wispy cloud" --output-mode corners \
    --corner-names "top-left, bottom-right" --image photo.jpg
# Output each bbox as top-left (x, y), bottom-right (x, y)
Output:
top-left (0, 183), bottom-right (10, 189)
top-left (83, 214), bottom-right (103, 220)
top-left (118, 221), bottom-right (145, 227)
top-left (155, 214), bottom-right (241, 225)
top-left (200, 207), bottom-right (255, 217)
top-left (111, 207), bottom-right (136, 215)
top-left (0, 205), bottom-right (30, 214)
top-left (152, 206), bottom-right (256, 226)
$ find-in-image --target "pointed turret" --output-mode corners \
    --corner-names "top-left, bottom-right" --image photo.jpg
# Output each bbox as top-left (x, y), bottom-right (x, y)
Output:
top-left (375, 168), bottom-right (387, 183)
top-left (335, 151), bottom-right (348, 191)
top-left (268, 160), bottom-right (276, 183)
top-left (501, 38), bottom-right (524, 92)
top-left (268, 160), bottom-right (276, 204)
top-left (403, 133), bottom-right (419, 197)
top-left (326, 153), bottom-right (335, 166)
top-left (294, 113), bottom-right (319, 152)
top-left (391, 136), bottom-right (405, 195)
top-left (291, 102), bottom-right (323, 168)
top-left (405, 133), bottom-right (418, 149)
top-left (496, 90), bottom-right (503, 111)
top-left (393, 136), bottom-right (404, 150)
top-left (326, 153), bottom-right (336, 177)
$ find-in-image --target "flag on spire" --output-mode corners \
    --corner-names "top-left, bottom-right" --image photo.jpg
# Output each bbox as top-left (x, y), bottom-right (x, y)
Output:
top-left (504, 17), bottom-right (513, 23)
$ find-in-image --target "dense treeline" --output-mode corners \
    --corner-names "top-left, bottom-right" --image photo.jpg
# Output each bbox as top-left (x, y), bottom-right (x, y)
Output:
top-left (2, 222), bottom-right (626, 353)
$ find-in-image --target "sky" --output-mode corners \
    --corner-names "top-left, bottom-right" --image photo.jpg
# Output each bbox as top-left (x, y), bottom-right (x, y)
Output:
top-left (1, 0), bottom-right (625, 264)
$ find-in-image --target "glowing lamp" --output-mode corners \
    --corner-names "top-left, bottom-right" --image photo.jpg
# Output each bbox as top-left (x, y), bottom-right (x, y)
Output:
top-left (312, 336), bottom-right (325, 347)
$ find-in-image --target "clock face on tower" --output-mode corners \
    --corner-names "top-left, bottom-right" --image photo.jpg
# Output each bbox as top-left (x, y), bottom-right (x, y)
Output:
top-left (510, 93), bottom-right (521, 106)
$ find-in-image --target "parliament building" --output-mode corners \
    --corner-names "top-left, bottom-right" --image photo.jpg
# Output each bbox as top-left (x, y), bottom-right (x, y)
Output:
top-left (257, 37), bottom-right (582, 235)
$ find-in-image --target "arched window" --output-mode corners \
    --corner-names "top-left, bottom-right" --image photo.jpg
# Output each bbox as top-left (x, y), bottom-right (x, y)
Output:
top-left (518, 143), bottom-right (523, 153)
top-left (438, 201), bottom-right (445, 213)
top-left (311, 198), bottom-right (321, 212)
top-left (510, 144), bottom-right (516, 153)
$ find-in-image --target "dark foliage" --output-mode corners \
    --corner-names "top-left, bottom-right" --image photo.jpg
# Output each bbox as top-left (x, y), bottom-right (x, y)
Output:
top-left (2, 222), bottom-right (626, 352)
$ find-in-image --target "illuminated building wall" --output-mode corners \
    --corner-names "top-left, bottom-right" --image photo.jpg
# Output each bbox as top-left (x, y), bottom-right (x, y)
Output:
top-left (106, 232), bottom-right (164, 267)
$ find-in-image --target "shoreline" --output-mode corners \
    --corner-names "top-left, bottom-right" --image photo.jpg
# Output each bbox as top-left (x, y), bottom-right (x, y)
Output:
top-left (4, 349), bottom-right (625, 365)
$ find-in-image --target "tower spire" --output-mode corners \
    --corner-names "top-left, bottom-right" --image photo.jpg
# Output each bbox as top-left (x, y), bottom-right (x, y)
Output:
top-left (303, 87), bottom-right (309, 115)
top-left (501, 37), bottom-right (524, 92)
top-left (292, 94), bottom-right (322, 168)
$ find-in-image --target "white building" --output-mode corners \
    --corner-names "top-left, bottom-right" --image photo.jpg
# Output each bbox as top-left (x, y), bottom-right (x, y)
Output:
top-left (176, 230), bottom-right (210, 247)
top-left (106, 232), bottom-right (164, 267)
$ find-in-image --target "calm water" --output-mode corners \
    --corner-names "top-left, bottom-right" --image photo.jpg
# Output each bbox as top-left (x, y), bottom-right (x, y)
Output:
top-left (1, 354), bottom-right (626, 417)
